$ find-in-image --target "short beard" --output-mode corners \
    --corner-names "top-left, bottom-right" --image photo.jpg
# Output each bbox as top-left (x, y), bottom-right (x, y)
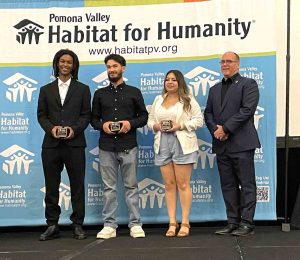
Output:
top-left (108, 73), bottom-right (122, 83)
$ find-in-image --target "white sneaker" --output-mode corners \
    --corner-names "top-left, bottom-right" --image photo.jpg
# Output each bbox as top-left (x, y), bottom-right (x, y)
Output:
top-left (130, 226), bottom-right (145, 238)
top-left (96, 226), bottom-right (116, 239)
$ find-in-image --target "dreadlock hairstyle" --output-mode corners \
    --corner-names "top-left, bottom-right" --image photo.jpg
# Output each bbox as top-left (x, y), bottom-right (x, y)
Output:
top-left (52, 49), bottom-right (80, 80)
top-left (162, 70), bottom-right (191, 112)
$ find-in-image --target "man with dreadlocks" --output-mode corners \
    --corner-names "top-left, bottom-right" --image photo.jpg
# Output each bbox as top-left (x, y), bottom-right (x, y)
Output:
top-left (37, 49), bottom-right (91, 241)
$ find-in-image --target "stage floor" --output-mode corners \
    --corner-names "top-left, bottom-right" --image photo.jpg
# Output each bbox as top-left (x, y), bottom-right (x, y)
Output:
top-left (1, 224), bottom-right (300, 260)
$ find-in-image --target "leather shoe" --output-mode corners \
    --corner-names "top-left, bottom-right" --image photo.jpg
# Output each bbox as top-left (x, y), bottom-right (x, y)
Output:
top-left (231, 225), bottom-right (254, 236)
top-left (39, 225), bottom-right (60, 241)
top-left (215, 224), bottom-right (238, 235)
top-left (73, 225), bottom-right (87, 240)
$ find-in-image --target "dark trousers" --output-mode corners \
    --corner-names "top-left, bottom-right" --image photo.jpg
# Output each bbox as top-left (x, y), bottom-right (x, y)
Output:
top-left (41, 143), bottom-right (86, 226)
top-left (216, 150), bottom-right (256, 228)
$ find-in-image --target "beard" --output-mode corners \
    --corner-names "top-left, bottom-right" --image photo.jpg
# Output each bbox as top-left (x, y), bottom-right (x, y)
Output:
top-left (108, 71), bottom-right (122, 83)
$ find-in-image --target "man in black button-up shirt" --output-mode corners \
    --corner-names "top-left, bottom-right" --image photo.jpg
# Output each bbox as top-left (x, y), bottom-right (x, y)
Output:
top-left (91, 54), bottom-right (148, 239)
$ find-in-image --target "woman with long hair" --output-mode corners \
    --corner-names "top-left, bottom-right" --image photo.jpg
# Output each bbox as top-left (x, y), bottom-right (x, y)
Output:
top-left (148, 70), bottom-right (203, 237)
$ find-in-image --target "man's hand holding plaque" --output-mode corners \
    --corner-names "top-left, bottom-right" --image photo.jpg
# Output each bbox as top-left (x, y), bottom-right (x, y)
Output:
top-left (103, 121), bottom-right (130, 134)
top-left (57, 126), bottom-right (68, 138)
top-left (109, 122), bottom-right (122, 133)
top-left (118, 120), bottom-right (131, 134)
top-left (52, 126), bottom-right (74, 139)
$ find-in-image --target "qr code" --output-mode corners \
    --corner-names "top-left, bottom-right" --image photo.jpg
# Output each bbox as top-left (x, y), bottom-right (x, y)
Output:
top-left (257, 186), bottom-right (269, 202)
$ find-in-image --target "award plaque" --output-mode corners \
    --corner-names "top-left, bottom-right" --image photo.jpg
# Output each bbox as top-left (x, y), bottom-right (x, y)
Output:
top-left (161, 120), bottom-right (173, 131)
top-left (56, 126), bottom-right (68, 138)
top-left (110, 122), bottom-right (122, 132)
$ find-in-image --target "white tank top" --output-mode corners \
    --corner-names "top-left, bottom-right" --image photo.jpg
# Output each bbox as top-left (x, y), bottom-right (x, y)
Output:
top-left (156, 103), bottom-right (179, 122)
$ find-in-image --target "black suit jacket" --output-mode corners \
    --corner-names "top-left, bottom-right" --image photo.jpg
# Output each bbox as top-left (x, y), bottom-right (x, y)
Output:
top-left (204, 74), bottom-right (260, 154)
top-left (37, 78), bottom-right (91, 148)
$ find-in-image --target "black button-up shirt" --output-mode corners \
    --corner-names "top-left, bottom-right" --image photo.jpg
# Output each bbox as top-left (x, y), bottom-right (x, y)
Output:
top-left (221, 73), bottom-right (239, 134)
top-left (221, 73), bottom-right (239, 105)
top-left (91, 82), bottom-right (148, 152)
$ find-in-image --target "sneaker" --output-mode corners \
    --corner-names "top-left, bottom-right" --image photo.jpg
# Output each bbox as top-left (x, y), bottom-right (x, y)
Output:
top-left (96, 226), bottom-right (116, 239)
top-left (130, 226), bottom-right (145, 238)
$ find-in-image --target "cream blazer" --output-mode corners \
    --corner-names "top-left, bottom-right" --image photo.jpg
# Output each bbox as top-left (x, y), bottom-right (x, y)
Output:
top-left (147, 94), bottom-right (203, 155)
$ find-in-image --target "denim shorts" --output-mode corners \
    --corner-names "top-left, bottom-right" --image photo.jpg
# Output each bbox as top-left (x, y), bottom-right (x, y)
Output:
top-left (154, 132), bottom-right (198, 166)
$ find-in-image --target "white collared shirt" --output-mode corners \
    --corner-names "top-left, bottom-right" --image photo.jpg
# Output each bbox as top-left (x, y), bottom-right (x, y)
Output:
top-left (58, 78), bottom-right (71, 105)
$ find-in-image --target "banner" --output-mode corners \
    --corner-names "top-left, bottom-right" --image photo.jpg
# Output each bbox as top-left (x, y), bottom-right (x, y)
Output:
top-left (0, 0), bottom-right (276, 226)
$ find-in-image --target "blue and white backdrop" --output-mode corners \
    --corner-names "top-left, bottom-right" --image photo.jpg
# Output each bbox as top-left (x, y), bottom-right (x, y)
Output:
top-left (0, 0), bottom-right (276, 226)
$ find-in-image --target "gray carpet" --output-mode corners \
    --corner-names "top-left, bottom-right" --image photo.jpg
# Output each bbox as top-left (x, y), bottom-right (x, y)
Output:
top-left (0, 225), bottom-right (299, 260)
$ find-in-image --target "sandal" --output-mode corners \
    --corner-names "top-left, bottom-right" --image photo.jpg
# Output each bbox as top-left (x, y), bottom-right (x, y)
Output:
top-left (165, 223), bottom-right (179, 237)
top-left (177, 223), bottom-right (190, 237)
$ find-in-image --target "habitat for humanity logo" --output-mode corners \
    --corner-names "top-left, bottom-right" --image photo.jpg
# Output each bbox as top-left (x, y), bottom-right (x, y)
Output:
top-left (185, 66), bottom-right (220, 97)
top-left (0, 144), bottom-right (34, 175)
top-left (138, 178), bottom-right (165, 209)
top-left (40, 183), bottom-right (71, 210)
top-left (3, 73), bottom-right (38, 102)
top-left (196, 139), bottom-right (216, 170)
top-left (14, 19), bottom-right (44, 44)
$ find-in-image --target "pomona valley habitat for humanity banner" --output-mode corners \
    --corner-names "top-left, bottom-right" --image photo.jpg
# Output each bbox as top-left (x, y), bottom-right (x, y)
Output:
top-left (0, 0), bottom-right (276, 226)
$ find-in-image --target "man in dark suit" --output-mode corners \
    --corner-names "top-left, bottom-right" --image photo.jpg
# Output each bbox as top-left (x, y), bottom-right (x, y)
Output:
top-left (37, 49), bottom-right (91, 241)
top-left (204, 51), bottom-right (260, 236)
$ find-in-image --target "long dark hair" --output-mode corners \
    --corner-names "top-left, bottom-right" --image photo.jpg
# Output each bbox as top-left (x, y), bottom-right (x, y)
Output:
top-left (162, 70), bottom-right (191, 112)
top-left (52, 49), bottom-right (80, 80)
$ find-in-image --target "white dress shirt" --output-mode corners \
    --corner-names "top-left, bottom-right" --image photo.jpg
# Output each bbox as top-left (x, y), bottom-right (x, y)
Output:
top-left (58, 78), bottom-right (71, 105)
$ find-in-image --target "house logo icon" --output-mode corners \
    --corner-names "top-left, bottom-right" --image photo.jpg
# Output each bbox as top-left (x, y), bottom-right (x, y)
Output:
top-left (196, 139), bottom-right (216, 170)
top-left (92, 71), bottom-right (110, 89)
top-left (3, 73), bottom-right (37, 103)
top-left (0, 144), bottom-right (34, 175)
top-left (14, 19), bottom-right (44, 44)
top-left (185, 66), bottom-right (220, 97)
top-left (40, 183), bottom-right (71, 210)
top-left (138, 178), bottom-right (165, 209)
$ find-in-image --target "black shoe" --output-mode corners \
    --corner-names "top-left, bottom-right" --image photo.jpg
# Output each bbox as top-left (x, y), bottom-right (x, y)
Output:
top-left (215, 224), bottom-right (238, 235)
top-left (231, 225), bottom-right (254, 236)
top-left (73, 225), bottom-right (87, 240)
top-left (39, 225), bottom-right (60, 241)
